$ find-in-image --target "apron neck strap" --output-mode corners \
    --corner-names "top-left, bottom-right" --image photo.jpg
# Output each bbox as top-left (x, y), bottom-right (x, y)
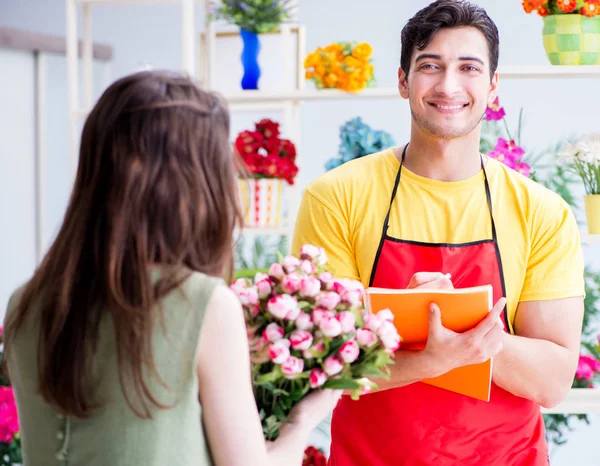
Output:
top-left (383, 143), bottom-right (497, 242)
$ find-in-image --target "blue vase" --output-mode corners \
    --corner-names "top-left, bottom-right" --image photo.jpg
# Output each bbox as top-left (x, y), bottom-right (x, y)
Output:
top-left (240, 29), bottom-right (261, 90)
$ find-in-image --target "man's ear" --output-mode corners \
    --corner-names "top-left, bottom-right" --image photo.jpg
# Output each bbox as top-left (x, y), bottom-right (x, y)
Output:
top-left (398, 67), bottom-right (409, 100)
top-left (487, 71), bottom-right (499, 106)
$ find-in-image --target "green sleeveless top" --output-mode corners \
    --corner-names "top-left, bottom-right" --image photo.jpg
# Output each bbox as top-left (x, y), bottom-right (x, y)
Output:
top-left (4, 271), bottom-right (220, 466)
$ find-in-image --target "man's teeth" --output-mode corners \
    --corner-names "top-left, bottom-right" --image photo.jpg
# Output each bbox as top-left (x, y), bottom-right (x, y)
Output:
top-left (435, 104), bottom-right (464, 109)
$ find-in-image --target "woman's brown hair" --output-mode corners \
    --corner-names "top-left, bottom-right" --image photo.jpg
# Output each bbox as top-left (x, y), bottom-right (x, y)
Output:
top-left (3, 70), bottom-right (243, 418)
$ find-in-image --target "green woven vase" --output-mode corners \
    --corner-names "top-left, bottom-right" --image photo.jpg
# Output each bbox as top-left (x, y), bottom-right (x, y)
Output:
top-left (542, 14), bottom-right (600, 65)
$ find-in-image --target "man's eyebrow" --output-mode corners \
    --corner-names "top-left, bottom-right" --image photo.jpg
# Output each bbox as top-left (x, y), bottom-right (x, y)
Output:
top-left (414, 53), bottom-right (485, 65)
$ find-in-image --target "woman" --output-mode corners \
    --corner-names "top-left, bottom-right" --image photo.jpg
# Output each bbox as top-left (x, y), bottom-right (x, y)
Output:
top-left (3, 70), bottom-right (340, 465)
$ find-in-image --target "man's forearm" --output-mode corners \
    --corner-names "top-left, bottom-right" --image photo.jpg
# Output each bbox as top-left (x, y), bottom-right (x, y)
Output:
top-left (369, 349), bottom-right (440, 393)
top-left (493, 333), bottom-right (576, 408)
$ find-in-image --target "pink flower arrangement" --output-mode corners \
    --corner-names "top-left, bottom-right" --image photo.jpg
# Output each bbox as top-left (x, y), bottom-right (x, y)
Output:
top-left (231, 244), bottom-right (401, 440)
top-left (0, 388), bottom-right (18, 444)
top-left (483, 97), bottom-right (532, 178)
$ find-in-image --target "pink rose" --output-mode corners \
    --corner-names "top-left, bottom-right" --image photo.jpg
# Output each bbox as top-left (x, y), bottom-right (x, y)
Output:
top-left (285, 305), bottom-right (301, 321)
top-left (339, 340), bottom-right (360, 363)
top-left (300, 244), bottom-right (321, 260)
top-left (356, 328), bottom-right (378, 348)
top-left (281, 356), bottom-right (304, 379)
top-left (336, 311), bottom-right (357, 334)
top-left (299, 277), bottom-right (321, 298)
top-left (267, 294), bottom-right (298, 319)
top-left (333, 278), bottom-right (364, 296)
top-left (283, 255), bottom-right (301, 273)
top-left (309, 368), bottom-right (328, 388)
top-left (290, 330), bottom-right (313, 351)
top-left (341, 290), bottom-right (362, 306)
top-left (238, 287), bottom-right (259, 307)
top-left (381, 333), bottom-right (401, 352)
top-left (315, 292), bottom-right (341, 311)
top-left (319, 272), bottom-right (334, 288)
top-left (323, 355), bottom-right (344, 376)
top-left (268, 339), bottom-right (291, 364)
top-left (317, 248), bottom-right (328, 265)
top-left (300, 260), bottom-right (317, 275)
top-left (262, 322), bottom-right (284, 343)
top-left (312, 308), bottom-right (334, 326)
top-left (269, 263), bottom-right (285, 280)
top-left (377, 309), bottom-right (394, 322)
top-left (320, 316), bottom-right (342, 337)
top-left (304, 340), bottom-right (325, 359)
top-left (295, 312), bottom-right (314, 331)
top-left (254, 272), bottom-right (269, 282)
top-left (256, 278), bottom-right (273, 299)
top-left (230, 278), bottom-right (248, 295)
top-left (364, 313), bottom-right (382, 333)
top-left (281, 273), bottom-right (302, 294)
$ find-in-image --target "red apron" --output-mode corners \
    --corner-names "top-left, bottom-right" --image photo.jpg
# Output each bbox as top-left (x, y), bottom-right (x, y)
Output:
top-left (328, 145), bottom-right (548, 466)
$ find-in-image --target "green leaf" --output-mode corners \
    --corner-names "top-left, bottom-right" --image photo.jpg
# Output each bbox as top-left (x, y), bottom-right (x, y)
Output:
top-left (322, 378), bottom-right (361, 390)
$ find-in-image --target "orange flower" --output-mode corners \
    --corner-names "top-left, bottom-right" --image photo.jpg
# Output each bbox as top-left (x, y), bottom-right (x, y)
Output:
top-left (352, 43), bottom-right (373, 60)
top-left (556, 0), bottom-right (577, 12)
top-left (581, 2), bottom-right (600, 16)
top-left (537, 4), bottom-right (550, 15)
top-left (522, 0), bottom-right (546, 13)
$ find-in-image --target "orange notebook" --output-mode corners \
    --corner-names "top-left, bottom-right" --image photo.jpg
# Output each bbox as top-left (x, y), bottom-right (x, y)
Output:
top-left (364, 285), bottom-right (493, 402)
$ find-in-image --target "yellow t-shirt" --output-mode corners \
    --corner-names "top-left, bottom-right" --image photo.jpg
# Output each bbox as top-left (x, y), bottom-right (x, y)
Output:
top-left (291, 148), bottom-right (585, 328)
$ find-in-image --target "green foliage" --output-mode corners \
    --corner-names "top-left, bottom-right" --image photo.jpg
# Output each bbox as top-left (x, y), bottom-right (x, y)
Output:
top-left (213, 0), bottom-right (295, 34)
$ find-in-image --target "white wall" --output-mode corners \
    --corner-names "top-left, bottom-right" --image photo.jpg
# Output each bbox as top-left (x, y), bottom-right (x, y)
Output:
top-left (1, 0), bottom-right (600, 462)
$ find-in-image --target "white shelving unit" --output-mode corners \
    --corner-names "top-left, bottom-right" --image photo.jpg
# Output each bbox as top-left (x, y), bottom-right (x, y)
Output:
top-left (65, 1), bottom-right (600, 415)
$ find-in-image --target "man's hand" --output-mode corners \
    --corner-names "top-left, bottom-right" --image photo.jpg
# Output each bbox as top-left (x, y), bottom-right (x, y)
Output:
top-left (424, 297), bottom-right (507, 377)
top-left (407, 271), bottom-right (454, 290)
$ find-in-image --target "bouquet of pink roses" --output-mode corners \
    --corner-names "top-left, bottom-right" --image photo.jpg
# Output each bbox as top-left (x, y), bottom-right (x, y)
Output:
top-left (231, 244), bottom-right (401, 440)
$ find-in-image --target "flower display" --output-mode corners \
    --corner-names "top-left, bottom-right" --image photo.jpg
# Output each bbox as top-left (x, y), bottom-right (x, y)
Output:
top-left (324, 117), bottom-right (396, 171)
top-left (557, 134), bottom-right (600, 194)
top-left (304, 42), bottom-right (376, 92)
top-left (522, 0), bottom-right (600, 16)
top-left (231, 245), bottom-right (400, 440)
top-left (234, 118), bottom-right (299, 185)
top-left (481, 98), bottom-right (532, 178)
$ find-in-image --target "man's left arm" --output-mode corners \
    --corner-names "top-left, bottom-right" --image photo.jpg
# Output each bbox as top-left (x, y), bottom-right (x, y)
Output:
top-left (492, 195), bottom-right (585, 409)
top-left (492, 297), bottom-right (583, 408)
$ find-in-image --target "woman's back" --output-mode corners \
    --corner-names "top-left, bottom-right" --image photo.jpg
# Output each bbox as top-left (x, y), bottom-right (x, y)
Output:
top-left (5, 271), bottom-right (219, 466)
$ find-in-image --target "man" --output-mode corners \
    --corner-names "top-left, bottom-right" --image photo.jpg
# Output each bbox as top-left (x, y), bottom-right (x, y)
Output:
top-left (291, 1), bottom-right (585, 465)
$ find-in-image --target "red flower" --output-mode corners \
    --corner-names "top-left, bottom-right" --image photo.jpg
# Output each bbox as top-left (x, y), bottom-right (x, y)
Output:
top-left (256, 118), bottom-right (280, 139)
top-left (234, 119), bottom-right (299, 184)
top-left (303, 446), bottom-right (327, 466)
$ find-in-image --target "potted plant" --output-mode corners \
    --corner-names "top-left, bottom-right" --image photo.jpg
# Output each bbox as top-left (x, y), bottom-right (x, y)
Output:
top-left (557, 134), bottom-right (600, 233)
top-left (234, 119), bottom-right (298, 228)
top-left (522, 0), bottom-right (600, 65)
top-left (213, 0), bottom-right (295, 89)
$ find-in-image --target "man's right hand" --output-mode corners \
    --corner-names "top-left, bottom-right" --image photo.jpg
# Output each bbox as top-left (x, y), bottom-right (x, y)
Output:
top-left (424, 297), bottom-right (507, 377)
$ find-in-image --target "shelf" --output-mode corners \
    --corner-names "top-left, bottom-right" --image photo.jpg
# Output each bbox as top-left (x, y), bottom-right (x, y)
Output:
top-left (541, 388), bottom-right (600, 414)
top-left (75, 0), bottom-right (203, 4)
top-left (223, 65), bottom-right (600, 104)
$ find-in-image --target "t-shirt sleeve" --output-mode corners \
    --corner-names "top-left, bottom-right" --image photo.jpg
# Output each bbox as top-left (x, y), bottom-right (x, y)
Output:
top-left (519, 197), bottom-right (585, 302)
top-left (291, 187), bottom-right (360, 281)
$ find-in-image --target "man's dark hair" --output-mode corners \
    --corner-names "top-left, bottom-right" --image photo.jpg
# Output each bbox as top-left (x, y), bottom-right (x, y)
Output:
top-left (400, 0), bottom-right (499, 79)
